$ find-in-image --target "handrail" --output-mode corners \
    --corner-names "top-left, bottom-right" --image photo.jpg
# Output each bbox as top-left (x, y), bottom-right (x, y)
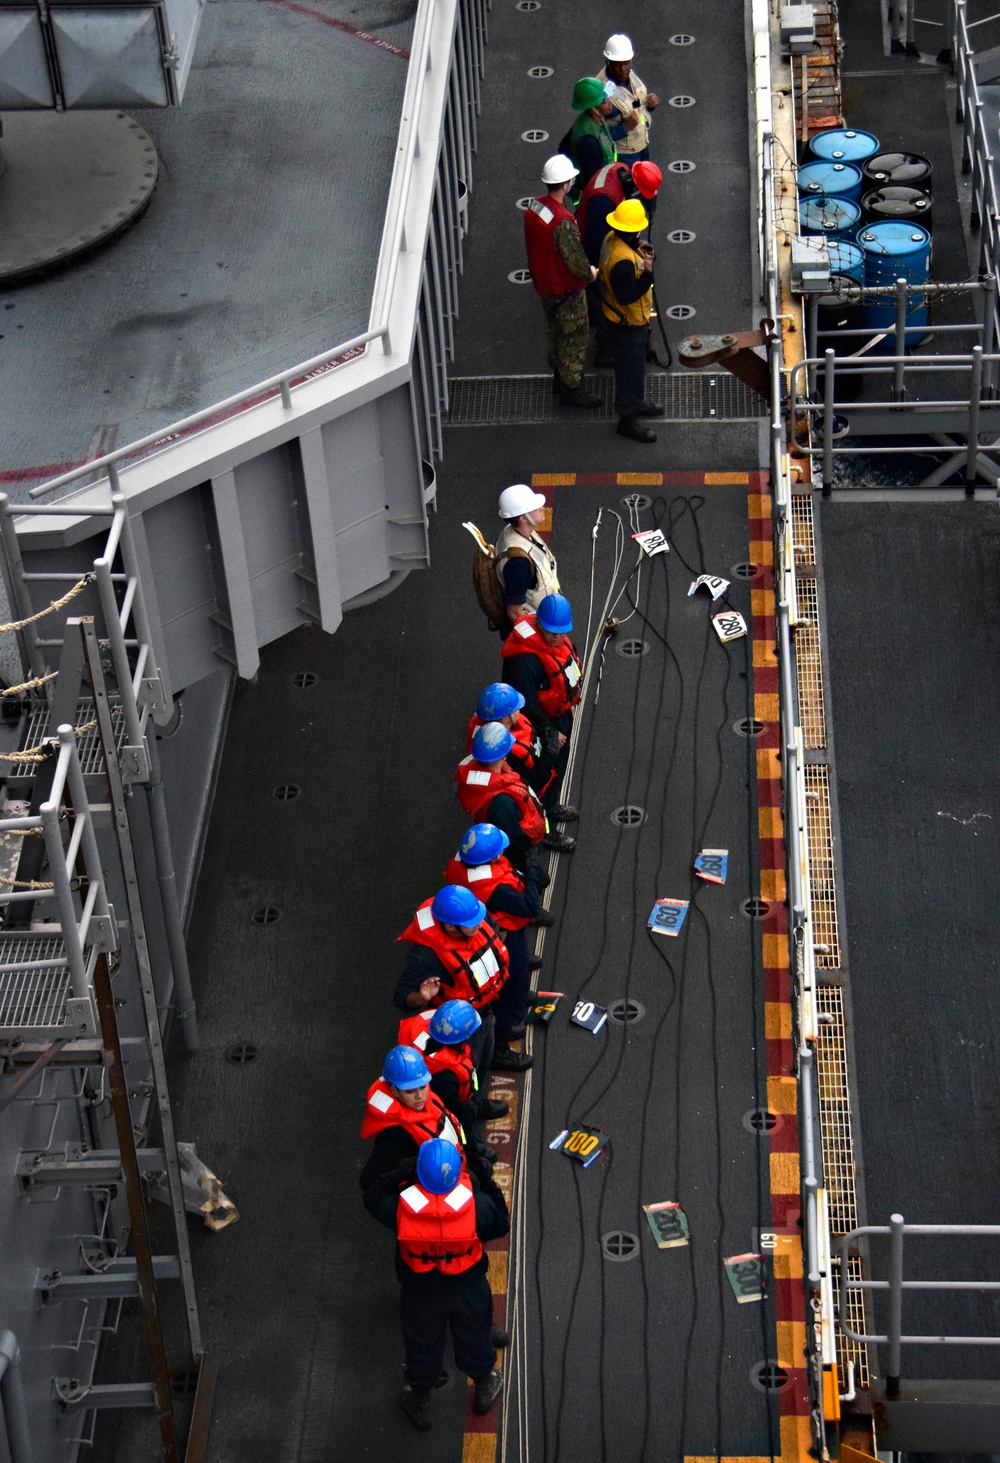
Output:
top-left (838, 1216), bottom-right (1000, 1395)
top-left (26, 0), bottom-right (453, 505)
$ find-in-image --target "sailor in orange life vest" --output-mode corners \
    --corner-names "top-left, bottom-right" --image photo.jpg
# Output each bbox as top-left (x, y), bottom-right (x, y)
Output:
top-left (444, 822), bottom-right (550, 1069)
top-left (467, 680), bottom-right (552, 800)
top-left (455, 718), bottom-right (575, 861)
top-left (500, 591), bottom-right (583, 820)
top-left (359, 1043), bottom-right (491, 1195)
top-left (398, 999), bottom-right (510, 1129)
top-left (363, 1137), bottom-right (509, 1431)
top-left (394, 884), bottom-right (509, 1078)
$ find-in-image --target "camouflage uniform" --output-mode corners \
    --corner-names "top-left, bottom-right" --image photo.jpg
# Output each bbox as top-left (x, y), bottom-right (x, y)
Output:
top-left (540, 220), bottom-right (592, 389)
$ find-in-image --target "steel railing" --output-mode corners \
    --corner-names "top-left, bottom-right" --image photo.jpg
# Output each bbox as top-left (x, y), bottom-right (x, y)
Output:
top-left (838, 1216), bottom-right (1000, 1395)
top-left (755, 0), bottom-right (830, 1439)
top-left (23, 0), bottom-right (485, 507)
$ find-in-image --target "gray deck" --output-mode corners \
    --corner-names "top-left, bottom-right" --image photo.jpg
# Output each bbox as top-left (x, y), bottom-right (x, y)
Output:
top-left (0, 0), bottom-right (415, 495)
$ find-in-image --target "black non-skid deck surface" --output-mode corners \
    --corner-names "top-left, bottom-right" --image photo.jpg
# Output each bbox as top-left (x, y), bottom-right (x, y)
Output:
top-left (505, 483), bottom-right (779, 1461)
top-left (821, 500), bottom-right (1000, 1378)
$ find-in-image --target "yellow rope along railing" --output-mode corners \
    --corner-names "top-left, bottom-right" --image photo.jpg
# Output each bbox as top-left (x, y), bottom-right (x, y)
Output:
top-left (0, 718), bottom-right (99, 765)
top-left (2, 670), bottom-right (57, 697)
top-left (0, 573), bottom-right (93, 636)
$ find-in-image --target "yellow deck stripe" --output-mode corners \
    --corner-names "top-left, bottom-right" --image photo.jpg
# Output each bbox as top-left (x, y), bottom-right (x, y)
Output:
top-left (704, 471), bottom-right (749, 484)
top-left (767, 1075), bottom-right (798, 1113)
top-left (765, 1002), bottom-right (792, 1039)
top-left (770, 1149), bottom-right (800, 1194)
top-left (760, 866), bottom-right (788, 902)
top-left (486, 1250), bottom-right (508, 1292)
top-left (617, 471), bottom-right (664, 485)
top-left (531, 472), bottom-right (576, 486)
top-left (462, 1433), bottom-right (498, 1461)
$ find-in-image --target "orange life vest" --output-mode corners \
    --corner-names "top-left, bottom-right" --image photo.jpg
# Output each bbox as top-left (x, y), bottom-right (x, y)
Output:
top-left (466, 711), bottom-right (540, 774)
top-left (360, 1078), bottom-right (464, 1150)
top-left (501, 615), bottom-right (583, 718)
top-left (442, 852), bottom-right (532, 932)
top-left (396, 1179), bottom-right (483, 1275)
top-left (397, 1014), bottom-right (478, 1105)
top-left (453, 757), bottom-right (547, 844)
top-left (397, 900), bottom-right (510, 1007)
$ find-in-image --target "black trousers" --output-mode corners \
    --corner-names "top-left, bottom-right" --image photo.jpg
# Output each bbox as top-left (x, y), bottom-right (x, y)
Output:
top-left (609, 321), bottom-right (650, 418)
top-left (468, 1003), bottom-right (495, 1083)
top-left (399, 1263), bottom-right (495, 1389)
top-left (494, 926), bottom-right (530, 1037)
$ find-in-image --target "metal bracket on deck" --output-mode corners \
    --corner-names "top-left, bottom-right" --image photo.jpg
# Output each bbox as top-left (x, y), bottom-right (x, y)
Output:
top-left (678, 324), bottom-right (776, 400)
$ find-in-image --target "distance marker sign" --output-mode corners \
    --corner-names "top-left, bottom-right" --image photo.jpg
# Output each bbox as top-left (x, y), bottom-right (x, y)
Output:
top-left (527, 991), bottom-right (564, 1024)
top-left (570, 999), bottom-right (608, 1034)
top-left (643, 1201), bottom-right (690, 1248)
top-left (550, 1124), bottom-right (608, 1167)
top-left (712, 609), bottom-right (747, 643)
top-left (694, 849), bottom-right (728, 884)
top-left (632, 528), bottom-right (670, 558)
top-left (723, 1252), bottom-right (767, 1303)
top-left (647, 898), bottom-right (689, 937)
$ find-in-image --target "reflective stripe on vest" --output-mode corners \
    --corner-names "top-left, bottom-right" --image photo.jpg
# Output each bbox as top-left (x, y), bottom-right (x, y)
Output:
top-left (524, 194), bottom-right (586, 298)
top-left (501, 616), bottom-right (584, 717)
top-left (398, 900), bottom-right (510, 1006)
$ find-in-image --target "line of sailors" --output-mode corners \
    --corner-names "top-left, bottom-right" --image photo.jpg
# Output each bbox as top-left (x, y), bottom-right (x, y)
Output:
top-left (359, 541), bottom-right (583, 1431)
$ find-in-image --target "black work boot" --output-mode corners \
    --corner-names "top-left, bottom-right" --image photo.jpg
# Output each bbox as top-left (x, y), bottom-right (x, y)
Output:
top-left (543, 830), bottom-right (576, 853)
top-left (491, 1046), bottom-right (533, 1071)
top-left (548, 803), bottom-right (579, 821)
top-left (617, 415), bottom-right (657, 443)
top-left (401, 1385), bottom-right (432, 1431)
top-left (558, 382), bottom-right (602, 408)
top-left (531, 909), bottom-right (556, 927)
top-left (473, 1369), bottom-right (504, 1414)
top-left (480, 1095), bottom-right (510, 1119)
top-left (528, 955), bottom-right (544, 971)
top-left (633, 401), bottom-right (665, 417)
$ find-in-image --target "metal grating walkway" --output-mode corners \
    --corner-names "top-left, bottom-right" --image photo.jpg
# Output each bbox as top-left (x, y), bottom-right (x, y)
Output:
top-left (10, 699), bottom-right (126, 778)
top-left (815, 983), bottom-right (870, 1388)
top-left (0, 934), bottom-right (72, 1035)
top-left (796, 577), bottom-right (827, 751)
top-left (446, 372), bottom-right (766, 425)
top-left (792, 492), bottom-right (816, 566)
top-left (803, 763), bottom-right (842, 969)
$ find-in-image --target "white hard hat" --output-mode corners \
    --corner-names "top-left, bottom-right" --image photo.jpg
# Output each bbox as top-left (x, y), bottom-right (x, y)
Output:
top-left (603, 32), bottom-right (634, 60)
top-left (541, 153), bottom-right (579, 186)
top-left (499, 484), bottom-right (547, 519)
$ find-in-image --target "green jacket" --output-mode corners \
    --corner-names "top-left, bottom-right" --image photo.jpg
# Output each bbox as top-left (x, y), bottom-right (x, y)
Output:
top-left (568, 112), bottom-right (616, 195)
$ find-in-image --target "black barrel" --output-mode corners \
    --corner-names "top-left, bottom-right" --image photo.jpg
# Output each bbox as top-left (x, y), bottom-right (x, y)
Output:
top-left (861, 152), bottom-right (933, 189)
top-left (862, 184), bottom-right (933, 226)
top-left (816, 276), bottom-right (865, 402)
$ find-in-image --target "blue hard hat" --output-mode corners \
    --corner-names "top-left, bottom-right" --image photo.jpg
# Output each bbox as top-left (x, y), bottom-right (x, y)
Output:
top-left (476, 682), bottom-right (525, 720)
top-left (431, 884), bottom-right (487, 928)
top-left (430, 999), bottom-right (482, 1044)
top-left (471, 721), bottom-right (515, 763)
top-left (459, 823), bottom-right (510, 866)
top-left (537, 592), bottom-right (573, 633)
top-left (416, 1138), bottom-right (463, 1195)
top-left (382, 1044), bottom-right (432, 1091)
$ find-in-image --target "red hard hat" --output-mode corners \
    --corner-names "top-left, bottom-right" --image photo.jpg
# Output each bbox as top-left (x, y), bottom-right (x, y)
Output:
top-left (631, 161), bottom-right (662, 198)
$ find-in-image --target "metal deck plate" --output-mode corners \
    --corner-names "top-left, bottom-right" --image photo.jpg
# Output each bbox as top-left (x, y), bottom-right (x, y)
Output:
top-left (0, 935), bottom-right (71, 1034)
top-left (446, 372), bottom-right (766, 425)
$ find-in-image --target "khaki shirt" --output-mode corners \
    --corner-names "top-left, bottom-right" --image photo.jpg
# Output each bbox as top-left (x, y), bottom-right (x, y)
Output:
top-left (597, 65), bottom-right (650, 156)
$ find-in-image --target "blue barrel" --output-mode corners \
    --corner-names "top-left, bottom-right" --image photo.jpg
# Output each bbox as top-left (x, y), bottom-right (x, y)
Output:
top-left (858, 221), bottom-right (931, 333)
top-left (798, 160), bottom-right (863, 203)
top-left (826, 240), bottom-right (864, 282)
top-left (799, 194), bottom-right (862, 243)
top-left (809, 127), bottom-right (880, 164)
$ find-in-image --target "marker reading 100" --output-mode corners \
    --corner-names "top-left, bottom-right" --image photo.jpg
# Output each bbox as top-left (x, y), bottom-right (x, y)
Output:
top-left (555, 1124), bottom-right (609, 1166)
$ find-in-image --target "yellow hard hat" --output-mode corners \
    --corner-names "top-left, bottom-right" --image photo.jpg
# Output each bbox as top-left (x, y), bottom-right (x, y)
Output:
top-left (606, 198), bottom-right (649, 233)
